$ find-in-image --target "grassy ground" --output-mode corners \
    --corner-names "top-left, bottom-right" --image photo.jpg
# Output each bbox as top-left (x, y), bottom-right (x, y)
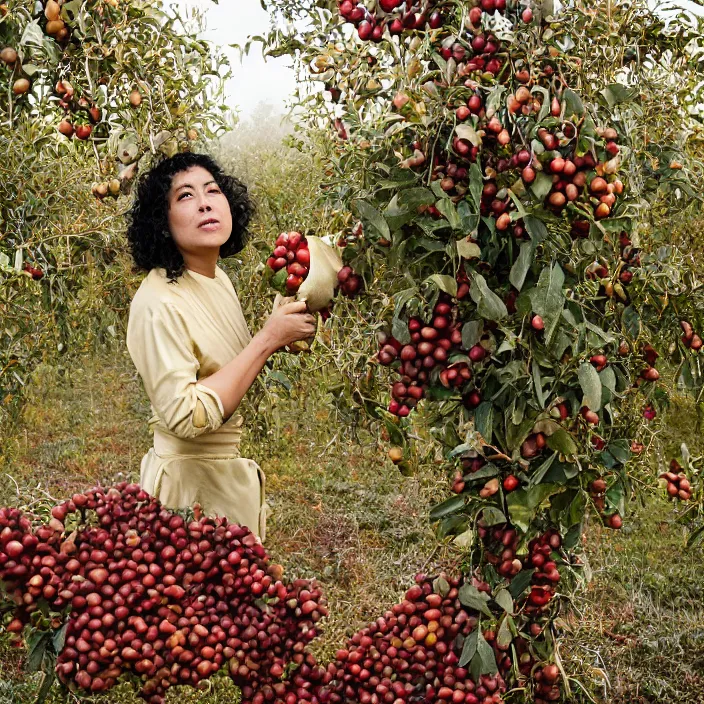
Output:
top-left (0, 350), bottom-right (702, 703)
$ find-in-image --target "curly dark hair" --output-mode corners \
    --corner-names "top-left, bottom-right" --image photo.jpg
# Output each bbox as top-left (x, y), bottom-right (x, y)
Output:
top-left (126, 152), bottom-right (254, 279)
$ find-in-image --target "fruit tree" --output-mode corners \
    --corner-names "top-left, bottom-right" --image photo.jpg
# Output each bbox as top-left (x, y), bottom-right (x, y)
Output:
top-left (0, 0), bottom-right (229, 422)
top-left (252, 0), bottom-right (704, 699)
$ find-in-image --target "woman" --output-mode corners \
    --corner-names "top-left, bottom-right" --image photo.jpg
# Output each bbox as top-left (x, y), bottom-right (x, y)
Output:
top-left (125, 152), bottom-right (316, 541)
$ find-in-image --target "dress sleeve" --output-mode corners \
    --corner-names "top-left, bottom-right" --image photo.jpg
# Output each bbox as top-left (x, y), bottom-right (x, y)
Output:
top-left (127, 300), bottom-right (224, 438)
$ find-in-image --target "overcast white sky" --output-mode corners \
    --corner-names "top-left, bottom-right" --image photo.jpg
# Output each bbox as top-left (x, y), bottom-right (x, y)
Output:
top-left (188, 0), bottom-right (298, 121)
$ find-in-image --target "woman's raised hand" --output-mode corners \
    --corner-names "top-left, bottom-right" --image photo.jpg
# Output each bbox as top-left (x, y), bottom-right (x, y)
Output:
top-left (261, 300), bottom-right (316, 350)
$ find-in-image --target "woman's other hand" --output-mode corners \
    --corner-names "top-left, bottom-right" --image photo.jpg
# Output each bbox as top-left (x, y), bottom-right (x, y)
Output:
top-left (261, 300), bottom-right (316, 350)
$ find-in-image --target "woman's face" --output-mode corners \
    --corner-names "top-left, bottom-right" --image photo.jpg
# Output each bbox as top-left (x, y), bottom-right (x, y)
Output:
top-left (166, 166), bottom-right (233, 257)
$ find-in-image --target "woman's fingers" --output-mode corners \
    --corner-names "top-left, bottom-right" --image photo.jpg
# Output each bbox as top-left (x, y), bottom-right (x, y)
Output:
top-left (280, 300), bottom-right (308, 315)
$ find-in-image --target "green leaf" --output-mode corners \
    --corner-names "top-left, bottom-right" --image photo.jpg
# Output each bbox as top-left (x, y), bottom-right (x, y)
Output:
top-left (430, 494), bottom-right (466, 520)
top-left (496, 615), bottom-right (514, 650)
top-left (606, 481), bottom-right (625, 516)
top-left (510, 241), bottom-right (533, 291)
top-left (530, 172), bottom-right (554, 201)
top-left (435, 198), bottom-right (461, 229)
top-left (532, 359), bottom-right (545, 407)
top-left (354, 200), bottom-right (390, 239)
top-left (529, 452), bottom-right (557, 487)
top-left (269, 266), bottom-right (288, 294)
top-left (578, 362), bottom-right (602, 412)
top-left (459, 630), bottom-right (478, 667)
top-left (470, 275), bottom-right (508, 321)
top-left (52, 622), bottom-right (68, 654)
top-left (266, 370), bottom-right (293, 391)
top-left (462, 321), bottom-right (483, 349)
top-left (493, 589), bottom-right (514, 614)
top-left (481, 507), bottom-right (507, 526)
top-left (506, 484), bottom-right (562, 532)
top-left (524, 215), bottom-right (548, 243)
top-left (508, 569), bottom-right (534, 598)
top-left (463, 464), bottom-right (499, 483)
top-left (384, 418), bottom-right (406, 448)
top-left (606, 440), bottom-right (631, 465)
top-left (474, 402), bottom-right (494, 442)
top-left (476, 630), bottom-right (499, 674)
top-left (546, 429), bottom-right (578, 457)
top-left (563, 88), bottom-right (585, 116)
top-left (457, 238), bottom-right (482, 260)
top-left (425, 274), bottom-right (458, 297)
top-left (622, 306), bottom-right (641, 339)
top-left (469, 163), bottom-right (483, 211)
top-left (458, 584), bottom-right (493, 617)
top-left (34, 668), bottom-right (55, 704)
top-left (391, 315), bottom-right (411, 345)
top-left (433, 576), bottom-right (451, 596)
top-left (529, 263), bottom-right (565, 343)
top-left (26, 631), bottom-right (50, 672)
top-left (601, 83), bottom-right (638, 108)
top-left (397, 187), bottom-right (436, 211)
top-left (456, 123), bottom-right (481, 146)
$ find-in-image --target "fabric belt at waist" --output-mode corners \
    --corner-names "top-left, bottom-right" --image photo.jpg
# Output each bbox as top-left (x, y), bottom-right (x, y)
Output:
top-left (153, 426), bottom-right (243, 458)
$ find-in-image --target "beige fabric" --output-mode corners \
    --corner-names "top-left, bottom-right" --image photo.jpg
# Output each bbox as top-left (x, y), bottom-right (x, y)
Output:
top-left (126, 266), bottom-right (267, 540)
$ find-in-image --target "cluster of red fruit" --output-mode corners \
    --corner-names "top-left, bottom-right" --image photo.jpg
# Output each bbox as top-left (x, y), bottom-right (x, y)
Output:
top-left (680, 320), bottom-right (703, 351)
top-left (337, 265), bottom-right (364, 298)
top-left (442, 32), bottom-right (502, 80)
top-left (266, 231), bottom-right (312, 294)
top-left (330, 574), bottom-right (506, 704)
top-left (479, 524), bottom-right (522, 580)
top-left (0, 483), bottom-right (326, 704)
top-left (338, 0), bottom-right (444, 42)
top-left (431, 159), bottom-right (474, 200)
top-left (513, 638), bottom-right (561, 703)
top-left (524, 531), bottom-right (562, 614)
top-left (660, 460), bottom-right (693, 501)
top-left (376, 296), bottom-right (487, 416)
top-left (55, 79), bottom-right (101, 140)
top-left (588, 478), bottom-right (622, 529)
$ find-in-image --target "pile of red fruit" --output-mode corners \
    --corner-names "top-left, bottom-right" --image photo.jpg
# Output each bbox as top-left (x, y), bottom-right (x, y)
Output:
top-left (329, 573), bottom-right (507, 704)
top-left (2, 486), bottom-right (581, 704)
top-left (377, 296), bottom-right (488, 417)
top-left (0, 483), bottom-right (326, 703)
top-left (338, 0), bottom-right (444, 42)
top-left (266, 231), bottom-right (312, 294)
top-left (660, 459), bottom-right (693, 501)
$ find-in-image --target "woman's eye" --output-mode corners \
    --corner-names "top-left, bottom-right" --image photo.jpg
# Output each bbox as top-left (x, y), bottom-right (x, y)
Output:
top-left (177, 192), bottom-right (192, 200)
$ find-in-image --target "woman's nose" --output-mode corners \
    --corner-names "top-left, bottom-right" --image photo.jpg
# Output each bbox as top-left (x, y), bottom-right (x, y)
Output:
top-left (198, 201), bottom-right (212, 212)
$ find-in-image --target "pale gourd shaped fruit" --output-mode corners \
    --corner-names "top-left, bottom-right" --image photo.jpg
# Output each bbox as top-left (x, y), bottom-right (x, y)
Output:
top-left (295, 236), bottom-right (343, 312)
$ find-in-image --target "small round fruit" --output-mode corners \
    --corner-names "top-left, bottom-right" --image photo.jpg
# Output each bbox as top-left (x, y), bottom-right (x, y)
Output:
top-left (58, 120), bottom-right (74, 137)
top-left (0, 46), bottom-right (17, 64)
top-left (388, 447), bottom-right (404, 464)
top-left (75, 124), bottom-right (92, 140)
top-left (13, 78), bottom-right (30, 95)
top-left (129, 90), bottom-right (142, 107)
top-left (503, 475), bottom-right (519, 492)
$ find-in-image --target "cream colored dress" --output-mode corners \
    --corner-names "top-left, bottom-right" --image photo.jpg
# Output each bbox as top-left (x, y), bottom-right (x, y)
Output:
top-left (126, 266), bottom-right (267, 540)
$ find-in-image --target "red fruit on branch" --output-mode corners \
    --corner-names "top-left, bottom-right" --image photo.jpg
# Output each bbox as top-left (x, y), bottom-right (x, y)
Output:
top-left (503, 475), bottom-right (519, 492)
top-left (531, 315), bottom-right (544, 331)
